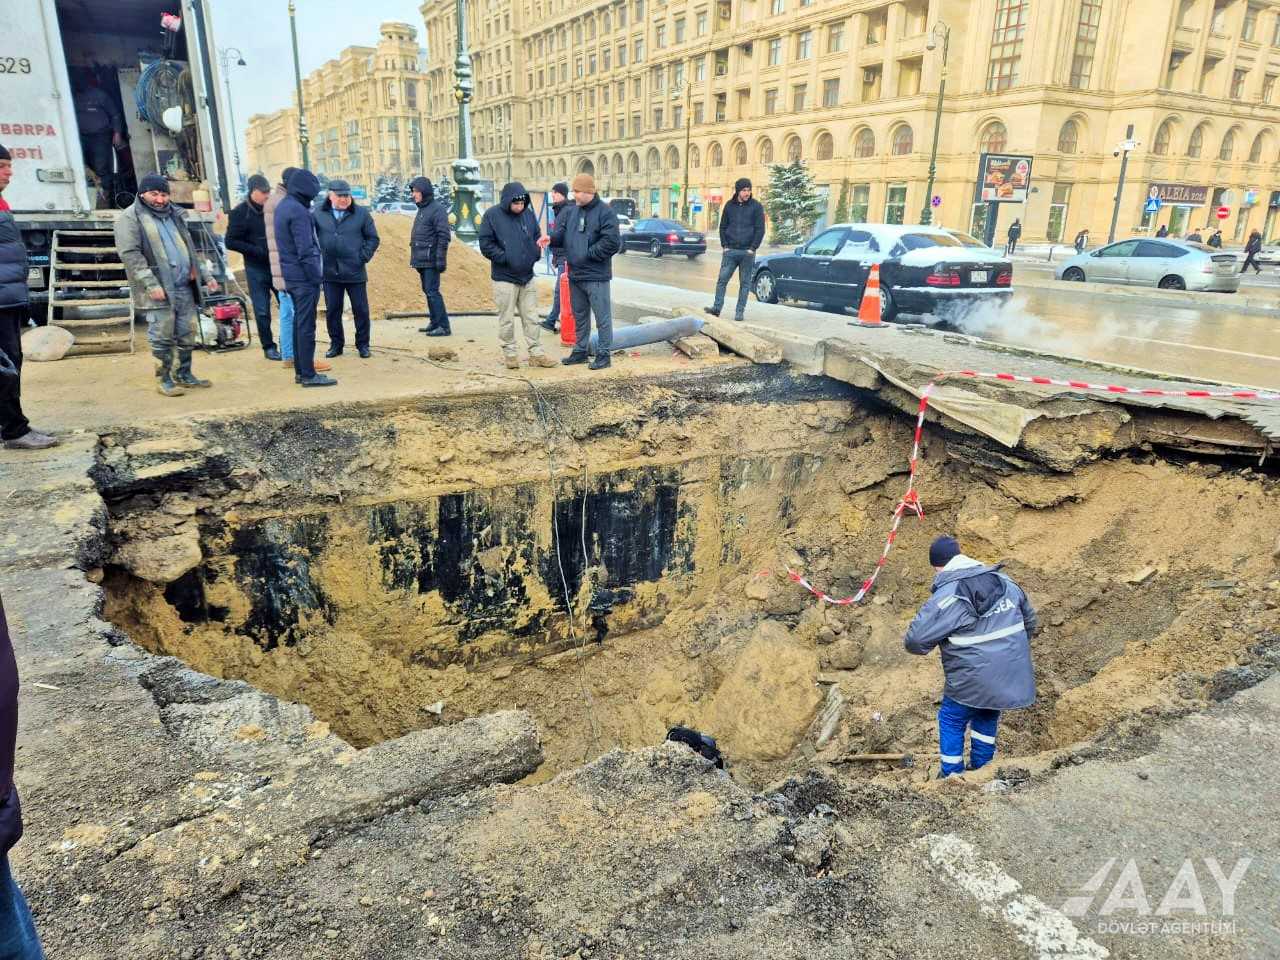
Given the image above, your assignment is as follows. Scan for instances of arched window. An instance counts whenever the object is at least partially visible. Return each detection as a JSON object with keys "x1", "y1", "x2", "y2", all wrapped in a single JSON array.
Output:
[
  {"x1": 759, "y1": 139, "x2": 774, "y2": 163},
  {"x1": 1219, "y1": 129, "x2": 1235, "y2": 161},
  {"x1": 710, "y1": 142, "x2": 724, "y2": 167},
  {"x1": 815, "y1": 132, "x2": 833, "y2": 160},
  {"x1": 1249, "y1": 131, "x2": 1266, "y2": 163},
  {"x1": 689, "y1": 144, "x2": 701, "y2": 168},
  {"x1": 853, "y1": 127, "x2": 875, "y2": 158},
  {"x1": 785, "y1": 136, "x2": 802, "y2": 162},
  {"x1": 665, "y1": 145, "x2": 680, "y2": 169},
  {"x1": 1152, "y1": 120, "x2": 1172, "y2": 156},
  {"x1": 891, "y1": 124, "x2": 914, "y2": 155},
  {"x1": 646, "y1": 147, "x2": 661, "y2": 170},
  {"x1": 1057, "y1": 120, "x2": 1079, "y2": 154},
  {"x1": 733, "y1": 140, "x2": 747, "y2": 165},
  {"x1": 1188, "y1": 124, "x2": 1205, "y2": 158},
  {"x1": 979, "y1": 121, "x2": 1008, "y2": 153}
]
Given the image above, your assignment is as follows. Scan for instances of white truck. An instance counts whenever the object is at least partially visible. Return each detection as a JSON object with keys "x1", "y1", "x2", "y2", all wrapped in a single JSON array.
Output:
[{"x1": 5, "y1": 0, "x2": 236, "y2": 351}]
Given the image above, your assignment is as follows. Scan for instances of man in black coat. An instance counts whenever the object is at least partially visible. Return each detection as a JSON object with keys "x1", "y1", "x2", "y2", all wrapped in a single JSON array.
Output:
[
  {"x1": 478, "y1": 182, "x2": 556, "y2": 370},
  {"x1": 409, "y1": 176, "x2": 451, "y2": 336},
  {"x1": 313, "y1": 179, "x2": 380, "y2": 359},
  {"x1": 225, "y1": 174, "x2": 282, "y2": 360},
  {"x1": 544, "y1": 173, "x2": 621, "y2": 370},
  {"x1": 706, "y1": 178, "x2": 765, "y2": 323}
]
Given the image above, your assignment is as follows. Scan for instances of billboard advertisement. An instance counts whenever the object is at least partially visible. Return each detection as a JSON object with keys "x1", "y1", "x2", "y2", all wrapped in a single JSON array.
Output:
[{"x1": 976, "y1": 153, "x2": 1034, "y2": 203}]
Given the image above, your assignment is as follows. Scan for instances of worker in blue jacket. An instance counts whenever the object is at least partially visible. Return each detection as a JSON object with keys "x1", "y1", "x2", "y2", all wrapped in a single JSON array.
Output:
[{"x1": 904, "y1": 536, "x2": 1037, "y2": 777}]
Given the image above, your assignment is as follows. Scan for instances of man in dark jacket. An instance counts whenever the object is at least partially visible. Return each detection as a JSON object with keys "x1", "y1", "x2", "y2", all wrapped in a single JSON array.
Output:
[
  {"x1": 479, "y1": 182, "x2": 556, "y2": 370},
  {"x1": 707, "y1": 178, "x2": 765, "y2": 322},
  {"x1": 274, "y1": 169, "x2": 336, "y2": 387},
  {"x1": 1209, "y1": 229, "x2": 1225, "y2": 250},
  {"x1": 0, "y1": 145, "x2": 58, "y2": 450},
  {"x1": 1005, "y1": 218, "x2": 1022, "y2": 255},
  {"x1": 225, "y1": 173, "x2": 282, "y2": 360},
  {"x1": 409, "y1": 176, "x2": 451, "y2": 336},
  {"x1": 313, "y1": 179, "x2": 380, "y2": 359},
  {"x1": 0, "y1": 594, "x2": 45, "y2": 958},
  {"x1": 545, "y1": 173, "x2": 620, "y2": 370},
  {"x1": 539, "y1": 181, "x2": 571, "y2": 333},
  {"x1": 73, "y1": 75, "x2": 124, "y2": 206},
  {"x1": 1241, "y1": 229, "x2": 1263, "y2": 272},
  {"x1": 904, "y1": 536, "x2": 1037, "y2": 778}
]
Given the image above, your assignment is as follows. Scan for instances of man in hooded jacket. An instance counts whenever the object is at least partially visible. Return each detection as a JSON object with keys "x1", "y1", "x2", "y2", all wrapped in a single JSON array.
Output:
[
  {"x1": 478, "y1": 182, "x2": 557, "y2": 370},
  {"x1": 274, "y1": 169, "x2": 336, "y2": 387},
  {"x1": 409, "y1": 176, "x2": 451, "y2": 336},
  {"x1": 707, "y1": 178, "x2": 766, "y2": 322},
  {"x1": 539, "y1": 181, "x2": 571, "y2": 333}
]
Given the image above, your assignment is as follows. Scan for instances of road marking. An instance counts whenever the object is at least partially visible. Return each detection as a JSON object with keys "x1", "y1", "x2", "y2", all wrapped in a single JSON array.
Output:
[
  {"x1": 919, "y1": 833, "x2": 1110, "y2": 959},
  {"x1": 1107, "y1": 333, "x2": 1280, "y2": 363}
]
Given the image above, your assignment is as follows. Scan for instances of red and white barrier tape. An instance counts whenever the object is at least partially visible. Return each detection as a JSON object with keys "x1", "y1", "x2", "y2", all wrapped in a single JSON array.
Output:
[{"x1": 788, "y1": 368, "x2": 1279, "y2": 606}]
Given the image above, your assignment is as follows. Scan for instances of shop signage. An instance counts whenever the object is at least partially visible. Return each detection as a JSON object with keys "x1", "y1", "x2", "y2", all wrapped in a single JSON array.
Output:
[
  {"x1": 976, "y1": 153, "x2": 1034, "y2": 203},
  {"x1": 1147, "y1": 182, "x2": 1208, "y2": 205}
]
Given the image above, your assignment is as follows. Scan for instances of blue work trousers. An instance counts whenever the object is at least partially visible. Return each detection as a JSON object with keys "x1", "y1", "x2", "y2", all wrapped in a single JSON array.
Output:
[{"x1": 938, "y1": 695, "x2": 1000, "y2": 777}]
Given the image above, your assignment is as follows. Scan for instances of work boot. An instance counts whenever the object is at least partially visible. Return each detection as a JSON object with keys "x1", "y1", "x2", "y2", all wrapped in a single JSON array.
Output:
[
  {"x1": 529, "y1": 354, "x2": 556, "y2": 368},
  {"x1": 561, "y1": 351, "x2": 590, "y2": 365},
  {"x1": 426, "y1": 327, "x2": 452, "y2": 337},
  {"x1": 263, "y1": 346, "x2": 282, "y2": 361},
  {"x1": 503, "y1": 356, "x2": 520, "y2": 370},
  {"x1": 704, "y1": 306, "x2": 720, "y2": 318},
  {"x1": 3, "y1": 430, "x2": 59, "y2": 450},
  {"x1": 154, "y1": 348, "x2": 186, "y2": 397},
  {"x1": 588, "y1": 354, "x2": 612, "y2": 371},
  {"x1": 175, "y1": 350, "x2": 212, "y2": 388}
]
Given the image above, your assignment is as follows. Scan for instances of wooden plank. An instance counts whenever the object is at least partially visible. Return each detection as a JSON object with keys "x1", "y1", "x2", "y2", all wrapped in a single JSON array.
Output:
[
  {"x1": 671, "y1": 333, "x2": 719, "y2": 359},
  {"x1": 697, "y1": 317, "x2": 783, "y2": 364}
]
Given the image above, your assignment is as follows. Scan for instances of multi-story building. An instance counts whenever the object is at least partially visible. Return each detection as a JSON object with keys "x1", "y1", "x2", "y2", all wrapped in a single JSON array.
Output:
[
  {"x1": 421, "y1": 0, "x2": 1280, "y2": 242},
  {"x1": 245, "y1": 22, "x2": 432, "y2": 197}
]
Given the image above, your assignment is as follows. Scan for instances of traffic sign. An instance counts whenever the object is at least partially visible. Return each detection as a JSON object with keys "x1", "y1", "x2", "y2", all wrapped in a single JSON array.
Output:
[
  {"x1": 931, "y1": 195, "x2": 942, "y2": 208},
  {"x1": 691, "y1": 202, "x2": 704, "y2": 214},
  {"x1": 1144, "y1": 196, "x2": 1161, "y2": 214},
  {"x1": 1216, "y1": 205, "x2": 1231, "y2": 220}
]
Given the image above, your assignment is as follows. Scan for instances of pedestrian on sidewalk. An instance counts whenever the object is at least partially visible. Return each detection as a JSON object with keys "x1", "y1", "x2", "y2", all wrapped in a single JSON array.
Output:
[
  {"x1": 409, "y1": 176, "x2": 451, "y2": 337},
  {"x1": 1073, "y1": 228, "x2": 1089, "y2": 253},
  {"x1": 904, "y1": 536, "x2": 1038, "y2": 778},
  {"x1": 0, "y1": 145, "x2": 57, "y2": 451},
  {"x1": 539, "y1": 181, "x2": 570, "y2": 333},
  {"x1": 313, "y1": 179, "x2": 380, "y2": 360},
  {"x1": 1241, "y1": 230, "x2": 1263, "y2": 274},
  {"x1": 1155, "y1": 224, "x2": 1169, "y2": 238},
  {"x1": 274, "y1": 169, "x2": 336, "y2": 387},
  {"x1": 225, "y1": 173, "x2": 282, "y2": 360},
  {"x1": 479, "y1": 182, "x2": 557, "y2": 371},
  {"x1": 706, "y1": 178, "x2": 765, "y2": 323},
  {"x1": 1208, "y1": 229, "x2": 1223, "y2": 249},
  {"x1": 544, "y1": 173, "x2": 620, "y2": 370},
  {"x1": 1185, "y1": 227, "x2": 1204, "y2": 243},
  {"x1": 1005, "y1": 218, "x2": 1022, "y2": 256},
  {"x1": 114, "y1": 173, "x2": 219, "y2": 397},
  {"x1": 0, "y1": 593, "x2": 47, "y2": 959}
]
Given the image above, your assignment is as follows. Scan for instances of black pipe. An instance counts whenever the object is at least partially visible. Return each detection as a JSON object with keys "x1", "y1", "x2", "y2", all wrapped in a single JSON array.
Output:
[{"x1": 187, "y1": 0, "x2": 230, "y2": 211}]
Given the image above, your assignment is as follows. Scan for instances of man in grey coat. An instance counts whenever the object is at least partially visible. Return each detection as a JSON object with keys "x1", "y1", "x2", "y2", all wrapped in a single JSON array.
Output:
[
  {"x1": 904, "y1": 536, "x2": 1037, "y2": 777},
  {"x1": 114, "y1": 173, "x2": 219, "y2": 396}
]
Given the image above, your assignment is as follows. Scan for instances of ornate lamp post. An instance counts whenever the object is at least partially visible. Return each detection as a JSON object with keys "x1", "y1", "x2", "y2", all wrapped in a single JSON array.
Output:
[
  {"x1": 450, "y1": 0, "x2": 482, "y2": 242},
  {"x1": 919, "y1": 20, "x2": 950, "y2": 226},
  {"x1": 288, "y1": 1, "x2": 310, "y2": 168},
  {"x1": 218, "y1": 47, "x2": 248, "y2": 195}
]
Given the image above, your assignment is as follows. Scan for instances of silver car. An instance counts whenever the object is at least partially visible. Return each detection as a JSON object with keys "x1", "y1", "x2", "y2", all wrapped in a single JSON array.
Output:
[{"x1": 1055, "y1": 238, "x2": 1239, "y2": 292}]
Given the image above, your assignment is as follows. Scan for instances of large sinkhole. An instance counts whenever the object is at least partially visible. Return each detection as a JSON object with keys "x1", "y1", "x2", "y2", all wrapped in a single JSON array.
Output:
[{"x1": 95, "y1": 371, "x2": 1280, "y2": 783}]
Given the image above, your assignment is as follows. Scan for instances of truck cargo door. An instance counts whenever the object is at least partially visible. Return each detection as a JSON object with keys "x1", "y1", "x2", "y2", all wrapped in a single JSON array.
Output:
[{"x1": 2, "y1": 0, "x2": 91, "y2": 213}]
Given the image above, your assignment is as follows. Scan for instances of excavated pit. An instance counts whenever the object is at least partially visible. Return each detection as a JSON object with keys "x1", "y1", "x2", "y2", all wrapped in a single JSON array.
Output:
[{"x1": 96, "y1": 367, "x2": 1280, "y2": 785}]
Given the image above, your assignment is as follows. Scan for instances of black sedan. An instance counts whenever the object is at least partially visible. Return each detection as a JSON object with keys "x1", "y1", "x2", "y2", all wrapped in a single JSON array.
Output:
[
  {"x1": 619, "y1": 218, "x2": 707, "y2": 259},
  {"x1": 751, "y1": 223, "x2": 1012, "y2": 321}
]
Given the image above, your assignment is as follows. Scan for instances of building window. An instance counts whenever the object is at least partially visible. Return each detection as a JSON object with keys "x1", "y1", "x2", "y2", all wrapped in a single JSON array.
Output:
[
  {"x1": 1274, "y1": 15, "x2": 1280, "y2": 46},
  {"x1": 760, "y1": 139, "x2": 774, "y2": 163},
  {"x1": 618, "y1": 44, "x2": 627, "y2": 66},
  {"x1": 897, "y1": 57, "x2": 922, "y2": 96},
  {"x1": 816, "y1": 131, "x2": 834, "y2": 159},
  {"x1": 827, "y1": 22, "x2": 845, "y2": 53},
  {"x1": 866, "y1": 10, "x2": 886, "y2": 44},
  {"x1": 1188, "y1": 124, "x2": 1205, "y2": 157},
  {"x1": 1249, "y1": 132, "x2": 1265, "y2": 162},
  {"x1": 792, "y1": 84, "x2": 807, "y2": 111},
  {"x1": 786, "y1": 136, "x2": 801, "y2": 162},
  {"x1": 694, "y1": 101, "x2": 704, "y2": 123},
  {"x1": 673, "y1": 105, "x2": 683, "y2": 128},
  {"x1": 1057, "y1": 119, "x2": 1079, "y2": 153},
  {"x1": 674, "y1": 61, "x2": 685, "y2": 86},
  {"x1": 1264, "y1": 74, "x2": 1279, "y2": 102},
  {"x1": 1047, "y1": 183, "x2": 1071, "y2": 242},
  {"x1": 676, "y1": 18, "x2": 686, "y2": 42},
  {"x1": 1211, "y1": 0, "x2": 1228, "y2": 34},
  {"x1": 891, "y1": 124, "x2": 914, "y2": 155},
  {"x1": 589, "y1": 53, "x2": 597, "y2": 73},
  {"x1": 822, "y1": 77, "x2": 840, "y2": 106},
  {"x1": 987, "y1": 0, "x2": 1028, "y2": 92},
  {"x1": 768, "y1": 37, "x2": 782, "y2": 65},
  {"x1": 715, "y1": 49, "x2": 729, "y2": 75},
  {"x1": 654, "y1": 108, "x2": 664, "y2": 129},
  {"x1": 850, "y1": 184, "x2": 870, "y2": 221},
  {"x1": 696, "y1": 12, "x2": 708, "y2": 35},
  {"x1": 1231, "y1": 68, "x2": 1248, "y2": 99},
  {"x1": 1165, "y1": 51, "x2": 1186, "y2": 88},
  {"x1": 770, "y1": 0, "x2": 784, "y2": 14},
  {"x1": 1219, "y1": 128, "x2": 1235, "y2": 160},
  {"x1": 634, "y1": 78, "x2": 642, "y2": 98},
  {"x1": 1070, "y1": 0, "x2": 1102, "y2": 89},
  {"x1": 861, "y1": 65, "x2": 882, "y2": 101},
  {"x1": 1243, "y1": 4, "x2": 1259, "y2": 41},
  {"x1": 635, "y1": 38, "x2": 644, "y2": 61},
  {"x1": 733, "y1": 140, "x2": 747, "y2": 165},
  {"x1": 796, "y1": 30, "x2": 813, "y2": 59},
  {"x1": 764, "y1": 88, "x2": 779, "y2": 114},
  {"x1": 656, "y1": 24, "x2": 666, "y2": 47},
  {"x1": 853, "y1": 127, "x2": 875, "y2": 157},
  {"x1": 1152, "y1": 120, "x2": 1172, "y2": 155},
  {"x1": 710, "y1": 142, "x2": 723, "y2": 166},
  {"x1": 695, "y1": 57, "x2": 707, "y2": 81},
  {"x1": 715, "y1": 93, "x2": 727, "y2": 121},
  {"x1": 979, "y1": 121, "x2": 1008, "y2": 153},
  {"x1": 604, "y1": 47, "x2": 611, "y2": 69},
  {"x1": 884, "y1": 184, "x2": 907, "y2": 224}
]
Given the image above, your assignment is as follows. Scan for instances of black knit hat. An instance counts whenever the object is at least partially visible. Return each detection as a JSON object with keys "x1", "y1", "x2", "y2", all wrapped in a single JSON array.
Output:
[
  {"x1": 929, "y1": 536, "x2": 961, "y2": 568},
  {"x1": 246, "y1": 173, "x2": 271, "y2": 194},
  {"x1": 551, "y1": 181, "x2": 570, "y2": 198},
  {"x1": 138, "y1": 173, "x2": 169, "y2": 194},
  {"x1": 0, "y1": 144, "x2": 10, "y2": 162}
]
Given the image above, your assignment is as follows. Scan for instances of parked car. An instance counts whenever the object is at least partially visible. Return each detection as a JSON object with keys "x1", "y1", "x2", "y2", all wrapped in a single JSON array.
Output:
[
  {"x1": 1252, "y1": 239, "x2": 1280, "y2": 266},
  {"x1": 379, "y1": 201, "x2": 419, "y2": 217},
  {"x1": 619, "y1": 218, "x2": 706, "y2": 258},
  {"x1": 617, "y1": 214, "x2": 635, "y2": 234},
  {"x1": 750, "y1": 223, "x2": 1013, "y2": 321},
  {"x1": 1054, "y1": 238, "x2": 1239, "y2": 292}
]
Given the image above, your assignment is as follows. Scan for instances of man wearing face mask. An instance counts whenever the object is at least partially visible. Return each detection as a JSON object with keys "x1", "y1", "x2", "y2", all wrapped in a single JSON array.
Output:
[{"x1": 114, "y1": 173, "x2": 219, "y2": 397}]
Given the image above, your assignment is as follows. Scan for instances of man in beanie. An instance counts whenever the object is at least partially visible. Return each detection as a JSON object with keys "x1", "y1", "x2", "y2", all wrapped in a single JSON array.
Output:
[
  {"x1": 706, "y1": 178, "x2": 765, "y2": 322},
  {"x1": 478, "y1": 182, "x2": 557, "y2": 370},
  {"x1": 225, "y1": 173, "x2": 282, "y2": 360},
  {"x1": 114, "y1": 173, "x2": 219, "y2": 396},
  {"x1": 904, "y1": 535, "x2": 1037, "y2": 778},
  {"x1": 409, "y1": 176, "x2": 451, "y2": 336},
  {"x1": 539, "y1": 181, "x2": 571, "y2": 333},
  {"x1": 274, "y1": 169, "x2": 336, "y2": 387},
  {"x1": 0, "y1": 145, "x2": 58, "y2": 449},
  {"x1": 543, "y1": 172, "x2": 620, "y2": 370}
]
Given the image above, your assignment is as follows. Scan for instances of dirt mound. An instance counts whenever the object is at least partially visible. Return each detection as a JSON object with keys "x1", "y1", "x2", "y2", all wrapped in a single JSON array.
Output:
[{"x1": 367, "y1": 213, "x2": 496, "y2": 316}]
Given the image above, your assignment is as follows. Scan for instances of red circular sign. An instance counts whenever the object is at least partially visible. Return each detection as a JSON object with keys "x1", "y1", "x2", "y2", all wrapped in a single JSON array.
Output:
[{"x1": 1216, "y1": 205, "x2": 1231, "y2": 220}]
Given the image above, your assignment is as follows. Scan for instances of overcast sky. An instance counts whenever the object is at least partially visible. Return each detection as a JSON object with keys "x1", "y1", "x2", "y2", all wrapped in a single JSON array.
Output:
[{"x1": 211, "y1": 0, "x2": 425, "y2": 164}]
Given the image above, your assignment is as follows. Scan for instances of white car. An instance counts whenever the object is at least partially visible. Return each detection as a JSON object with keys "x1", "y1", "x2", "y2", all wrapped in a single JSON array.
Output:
[{"x1": 617, "y1": 214, "x2": 634, "y2": 234}]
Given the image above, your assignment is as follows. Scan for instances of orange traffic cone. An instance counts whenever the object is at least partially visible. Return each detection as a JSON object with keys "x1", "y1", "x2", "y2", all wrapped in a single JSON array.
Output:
[
  {"x1": 856, "y1": 263, "x2": 885, "y2": 327},
  {"x1": 559, "y1": 265, "x2": 576, "y2": 346}
]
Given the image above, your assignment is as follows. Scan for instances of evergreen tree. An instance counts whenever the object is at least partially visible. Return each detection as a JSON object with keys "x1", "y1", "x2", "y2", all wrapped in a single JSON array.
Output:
[
  {"x1": 765, "y1": 161, "x2": 823, "y2": 245},
  {"x1": 435, "y1": 176, "x2": 454, "y2": 213},
  {"x1": 833, "y1": 179, "x2": 851, "y2": 224},
  {"x1": 374, "y1": 174, "x2": 407, "y2": 204}
]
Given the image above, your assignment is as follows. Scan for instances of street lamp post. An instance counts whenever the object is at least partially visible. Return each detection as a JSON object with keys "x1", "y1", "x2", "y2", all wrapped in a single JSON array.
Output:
[
  {"x1": 450, "y1": 0, "x2": 482, "y2": 242},
  {"x1": 1108, "y1": 123, "x2": 1138, "y2": 244},
  {"x1": 218, "y1": 47, "x2": 247, "y2": 195},
  {"x1": 287, "y1": 1, "x2": 309, "y2": 168},
  {"x1": 920, "y1": 21, "x2": 950, "y2": 226},
  {"x1": 680, "y1": 81, "x2": 692, "y2": 223}
]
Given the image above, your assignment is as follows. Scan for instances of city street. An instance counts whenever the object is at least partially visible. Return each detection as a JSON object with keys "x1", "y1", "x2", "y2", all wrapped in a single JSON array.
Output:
[{"x1": 612, "y1": 244, "x2": 1280, "y2": 389}]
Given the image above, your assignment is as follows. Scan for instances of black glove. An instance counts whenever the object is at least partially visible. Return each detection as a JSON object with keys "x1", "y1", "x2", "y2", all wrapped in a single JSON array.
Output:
[{"x1": 0, "y1": 348, "x2": 16, "y2": 381}]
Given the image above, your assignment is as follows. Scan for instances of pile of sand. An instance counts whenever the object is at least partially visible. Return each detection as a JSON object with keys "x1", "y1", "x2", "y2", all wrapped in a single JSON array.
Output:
[{"x1": 367, "y1": 213, "x2": 496, "y2": 316}]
